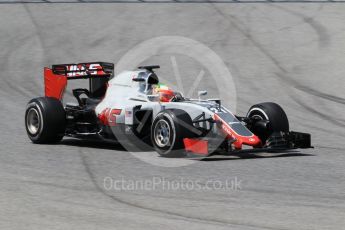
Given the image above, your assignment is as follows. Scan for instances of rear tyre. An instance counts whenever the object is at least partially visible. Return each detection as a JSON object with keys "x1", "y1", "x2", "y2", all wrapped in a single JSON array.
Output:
[
  {"x1": 247, "y1": 102, "x2": 289, "y2": 143},
  {"x1": 151, "y1": 109, "x2": 194, "y2": 158},
  {"x1": 25, "y1": 97, "x2": 66, "y2": 144}
]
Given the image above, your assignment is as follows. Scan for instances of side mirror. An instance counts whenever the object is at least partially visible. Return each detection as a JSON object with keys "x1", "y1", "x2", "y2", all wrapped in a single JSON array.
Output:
[{"x1": 198, "y1": 90, "x2": 207, "y2": 100}]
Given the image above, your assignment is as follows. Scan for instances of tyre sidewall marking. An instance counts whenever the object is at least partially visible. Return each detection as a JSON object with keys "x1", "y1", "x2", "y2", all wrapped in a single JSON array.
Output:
[{"x1": 247, "y1": 108, "x2": 269, "y2": 120}]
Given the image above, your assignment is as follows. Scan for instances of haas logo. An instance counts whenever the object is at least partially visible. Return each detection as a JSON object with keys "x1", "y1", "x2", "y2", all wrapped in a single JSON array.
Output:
[
  {"x1": 67, "y1": 63, "x2": 102, "y2": 77},
  {"x1": 98, "y1": 108, "x2": 122, "y2": 126}
]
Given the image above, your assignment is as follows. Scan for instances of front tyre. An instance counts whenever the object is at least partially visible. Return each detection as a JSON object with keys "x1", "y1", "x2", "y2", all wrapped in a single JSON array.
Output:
[
  {"x1": 247, "y1": 102, "x2": 289, "y2": 143},
  {"x1": 151, "y1": 109, "x2": 194, "y2": 158},
  {"x1": 25, "y1": 97, "x2": 66, "y2": 144}
]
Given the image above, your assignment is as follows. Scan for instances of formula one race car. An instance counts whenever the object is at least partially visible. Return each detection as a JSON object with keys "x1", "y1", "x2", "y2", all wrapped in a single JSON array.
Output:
[{"x1": 25, "y1": 62, "x2": 312, "y2": 157}]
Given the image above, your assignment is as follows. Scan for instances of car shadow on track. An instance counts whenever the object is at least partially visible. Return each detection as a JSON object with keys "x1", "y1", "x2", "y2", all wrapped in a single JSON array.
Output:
[
  {"x1": 197, "y1": 151, "x2": 314, "y2": 161},
  {"x1": 198, "y1": 153, "x2": 314, "y2": 161},
  {"x1": 60, "y1": 138, "x2": 313, "y2": 161},
  {"x1": 60, "y1": 138, "x2": 126, "y2": 151}
]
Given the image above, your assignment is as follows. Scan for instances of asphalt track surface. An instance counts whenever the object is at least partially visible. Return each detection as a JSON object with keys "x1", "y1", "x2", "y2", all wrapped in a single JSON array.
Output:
[{"x1": 1, "y1": 2, "x2": 345, "y2": 230}]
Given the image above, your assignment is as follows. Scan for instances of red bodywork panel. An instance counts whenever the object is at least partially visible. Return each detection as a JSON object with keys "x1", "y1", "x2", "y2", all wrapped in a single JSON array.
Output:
[
  {"x1": 214, "y1": 114, "x2": 261, "y2": 150},
  {"x1": 44, "y1": 67, "x2": 67, "y2": 100},
  {"x1": 98, "y1": 108, "x2": 122, "y2": 126},
  {"x1": 183, "y1": 138, "x2": 209, "y2": 155}
]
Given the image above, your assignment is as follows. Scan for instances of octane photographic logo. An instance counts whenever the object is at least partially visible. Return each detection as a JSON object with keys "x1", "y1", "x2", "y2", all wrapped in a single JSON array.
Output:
[
  {"x1": 113, "y1": 36, "x2": 237, "y2": 167},
  {"x1": 103, "y1": 176, "x2": 242, "y2": 192}
]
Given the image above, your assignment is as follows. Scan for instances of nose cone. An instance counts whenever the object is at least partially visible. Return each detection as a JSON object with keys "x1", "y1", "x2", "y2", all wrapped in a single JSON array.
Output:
[
  {"x1": 242, "y1": 135, "x2": 261, "y2": 147},
  {"x1": 233, "y1": 135, "x2": 262, "y2": 150}
]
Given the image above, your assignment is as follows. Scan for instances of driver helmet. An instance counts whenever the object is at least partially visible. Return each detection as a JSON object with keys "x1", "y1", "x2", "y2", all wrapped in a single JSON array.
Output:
[{"x1": 155, "y1": 83, "x2": 175, "y2": 102}]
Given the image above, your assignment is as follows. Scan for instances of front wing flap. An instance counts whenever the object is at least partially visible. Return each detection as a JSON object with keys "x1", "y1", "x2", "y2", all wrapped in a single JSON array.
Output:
[{"x1": 265, "y1": 131, "x2": 312, "y2": 149}]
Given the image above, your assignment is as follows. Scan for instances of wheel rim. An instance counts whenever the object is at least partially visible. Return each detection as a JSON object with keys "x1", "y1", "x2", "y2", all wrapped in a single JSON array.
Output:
[
  {"x1": 154, "y1": 120, "x2": 171, "y2": 148},
  {"x1": 26, "y1": 108, "x2": 40, "y2": 135}
]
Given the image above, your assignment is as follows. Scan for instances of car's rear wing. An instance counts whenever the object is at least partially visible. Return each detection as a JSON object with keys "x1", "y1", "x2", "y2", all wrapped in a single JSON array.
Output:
[
  {"x1": 44, "y1": 62, "x2": 114, "y2": 100},
  {"x1": 51, "y1": 62, "x2": 114, "y2": 79}
]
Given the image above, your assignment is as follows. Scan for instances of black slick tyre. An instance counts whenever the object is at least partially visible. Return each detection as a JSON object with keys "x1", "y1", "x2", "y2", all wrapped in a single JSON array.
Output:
[
  {"x1": 25, "y1": 97, "x2": 66, "y2": 144},
  {"x1": 247, "y1": 102, "x2": 289, "y2": 143}
]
